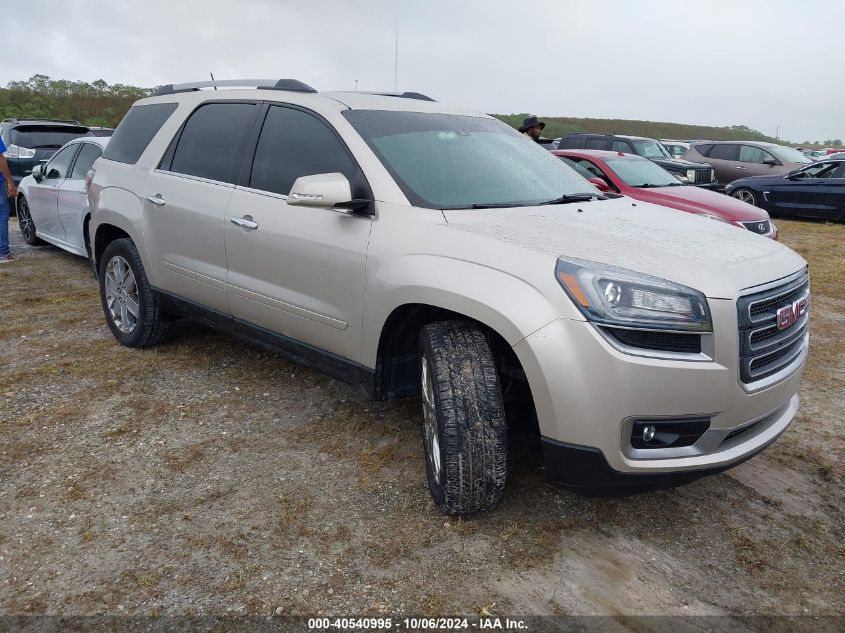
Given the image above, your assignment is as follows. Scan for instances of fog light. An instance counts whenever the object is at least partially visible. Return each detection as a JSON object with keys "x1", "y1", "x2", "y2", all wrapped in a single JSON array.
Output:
[{"x1": 642, "y1": 425, "x2": 656, "y2": 442}]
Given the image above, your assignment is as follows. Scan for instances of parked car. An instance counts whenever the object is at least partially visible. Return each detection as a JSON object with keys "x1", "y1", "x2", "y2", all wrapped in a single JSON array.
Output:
[
  {"x1": 802, "y1": 149, "x2": 826, "y2": 161},
  {"x1": 0, "y1": 118, "x2": 93, "y2": 187},
  {"x1": 827, "y1": 152, "x2": 845, "y2": 159},
  {"x1": 16, "y1": 137, "x2": 109, "y2": 259},
  {"x1": 88, "y1": 127, "x2": 115, "y2": 137},
  {"x1": 825, "y1": 148, "x2": 845, "y2": 155},
  {"x1": 683, "y1": 141, "x2": 812, "y2": 186},
  {"x1": 89, "y1": 78, "x2": 808, "y2": 515},
  {"x1": 554, "y1": 149, "x2": 777, "y2": 238},
  {"x1": 660, "y1": 140, "x2": 691, "y2": 158},
  {"x1": 725, "y1": 159, "x2": 844, "y2": 221},
  {"x1": 557, "y1": 134, "x2": 717, "y2": 187}
]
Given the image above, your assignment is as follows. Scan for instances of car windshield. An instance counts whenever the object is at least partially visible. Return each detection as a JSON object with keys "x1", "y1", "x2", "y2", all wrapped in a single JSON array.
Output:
[
  {"x1": 343, "y1": 110, "x2": 597, "y2": 209},
  {"x1": 771, "y1": 146, "x2": 812, "y2": 164},
  {"x1": 9, "y1": 126, "x2": 92, "y2": 149},
  {"x1": 603, "y1": 157, "x2": 680, "y2": 187},
  {"x1": 631, "y1": 140, "x2": 672, "y2": 159}
]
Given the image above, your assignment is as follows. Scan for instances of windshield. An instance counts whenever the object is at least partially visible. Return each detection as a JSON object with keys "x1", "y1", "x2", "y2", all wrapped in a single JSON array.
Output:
[
  {"x1": 770, "y1": 146, "x2": 812, "y2": 164},
  {"x1": 631, "y1": 140, "x2": 671, "y2": 159},
  {"x1": 10, "y1": 126, "x2": 92, "y2": 149},
  {"x1": 343, "y1": 110, "x2": 596, "y2": 209},
  {"x1": 604, "y1": 157, "x2": 680, "y2": 187}
]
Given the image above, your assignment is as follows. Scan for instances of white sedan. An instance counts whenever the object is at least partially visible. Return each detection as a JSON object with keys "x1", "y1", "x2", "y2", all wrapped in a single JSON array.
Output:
[{"x1": 16, "y1": 136, "x2": 108, "y2": 260}]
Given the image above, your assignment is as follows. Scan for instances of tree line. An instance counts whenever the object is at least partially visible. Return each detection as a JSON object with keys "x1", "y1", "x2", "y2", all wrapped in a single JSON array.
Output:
[
  {"x1": 0, "y1": 75, "x2": 151, "y2": 127},
  {"x1": 1, "y1": 76, "x2": 840, "y2": 147}
]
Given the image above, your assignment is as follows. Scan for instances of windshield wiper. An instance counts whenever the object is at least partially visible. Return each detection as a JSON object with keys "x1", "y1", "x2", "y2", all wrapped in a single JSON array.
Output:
[
  {"x1": 470, "y1": 202, "x2": 526, "y2": 209},
  {"x1": 536, "y1": 193, "x2": 605, "y2": 205}
]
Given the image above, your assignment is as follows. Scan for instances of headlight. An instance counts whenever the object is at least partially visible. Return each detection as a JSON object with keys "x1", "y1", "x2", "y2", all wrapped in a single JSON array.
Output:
[
  {"x1": 3, "y1": 144, "x2": 36, "y2": 159},
  {"x1": 686, "y1": 169, "x2": 697, "y2": 182},
  {"x1": 556, "y1": 258, "x2": 712, "y2": 332}
]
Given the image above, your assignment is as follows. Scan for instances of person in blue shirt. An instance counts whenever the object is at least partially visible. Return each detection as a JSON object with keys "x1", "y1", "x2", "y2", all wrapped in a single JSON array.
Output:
[{"x1": 0, "y1": 135, "x2": 18, "y2": 262}]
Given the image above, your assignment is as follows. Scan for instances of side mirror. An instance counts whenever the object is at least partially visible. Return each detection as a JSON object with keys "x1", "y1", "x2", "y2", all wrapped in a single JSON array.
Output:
[
  {"x1": 588, "y1": 177, "x2": 610, "y2": 193},
  {"x1": 31, "y1": 165, "x2": 43, "y2": 182},
  {"x1": 287, "y1": 173, "x2": 371, "y2": 214},
  {"x1": 763, "y1": 158, "x2": 779, "y2": 166}
]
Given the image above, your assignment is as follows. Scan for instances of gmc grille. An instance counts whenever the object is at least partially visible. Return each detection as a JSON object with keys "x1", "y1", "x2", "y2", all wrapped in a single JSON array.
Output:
[{"x1": 736, "y1": 271, "x2": 809, "y2": 384}]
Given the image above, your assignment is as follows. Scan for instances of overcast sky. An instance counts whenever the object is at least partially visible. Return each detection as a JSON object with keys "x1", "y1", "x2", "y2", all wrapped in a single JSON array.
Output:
[{"x1": 3, "y1": 0, "x2": 842, "y2": 143}]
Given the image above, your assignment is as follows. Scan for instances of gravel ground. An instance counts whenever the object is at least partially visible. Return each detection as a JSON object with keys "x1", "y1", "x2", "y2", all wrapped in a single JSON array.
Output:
[{"x1": 0, "y1": 220, "x2": 842, "y2": 621}]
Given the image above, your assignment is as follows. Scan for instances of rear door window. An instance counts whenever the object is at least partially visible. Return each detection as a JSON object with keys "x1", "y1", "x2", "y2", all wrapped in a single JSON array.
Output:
[
  {"x1": 249, "y1": 105, "x2": 358, "y2": 196},
  {"x1": 586, "y1": 138, "x2": 607, "y2": 150},
  {"x1": 610, "y1": 140, "x2": 629, "y2": 153},
  {"x1": 559, "y1": 136, "x2": 584, "y2": 149},
  {"x1": 708, "y1": 144, "x2": 739, "y2": 161},
  {"x1": 44, "y1": 144, "x2": 79, "y2": 179},
  {"x1": 102, "y1": 102, "x2": 178, "y2": 165},
  {"x1": 70, "y1": 143, "x2": 103, "y2": 179},
  {"x1": 169, "y1": 102, "x2": 257, "y2": 184},
  {"x1": 693, "y1": 144, "x2": 713, "y2": 157}
]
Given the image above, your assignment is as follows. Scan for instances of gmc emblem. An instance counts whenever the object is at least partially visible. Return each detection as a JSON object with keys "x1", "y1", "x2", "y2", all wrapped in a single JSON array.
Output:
[{"x1": 776, "y1": 297, "x2": 808, "y2": 330}]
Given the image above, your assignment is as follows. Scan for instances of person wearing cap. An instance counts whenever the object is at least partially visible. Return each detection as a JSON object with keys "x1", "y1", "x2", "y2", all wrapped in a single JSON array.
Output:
[{"x1": 519, "y1": 115, "x2": 545, "y2": 142}]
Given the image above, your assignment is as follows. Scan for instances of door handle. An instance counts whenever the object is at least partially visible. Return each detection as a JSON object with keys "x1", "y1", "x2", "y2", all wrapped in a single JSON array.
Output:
[
  {"x1": 230, "y1": 216, "x2": 258, "y2": 230},
  {"x1": 736, "y1": 166, "x2": 747, "y2": 170},
  {"x1": 146, "y1": 195, "x2": 166, "y2": 207}
]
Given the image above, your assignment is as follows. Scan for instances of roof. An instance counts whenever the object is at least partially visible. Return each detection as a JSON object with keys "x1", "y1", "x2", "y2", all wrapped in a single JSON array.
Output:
[
  {"x1": 139, "y1": 79, "x2": 487, "y2": 118},
  {"x1": 553, "y1": 149, "x2": 645, "y2": 160},
  {"x1": 1, "y1": 118, "x2": 85, "y2": 128}
]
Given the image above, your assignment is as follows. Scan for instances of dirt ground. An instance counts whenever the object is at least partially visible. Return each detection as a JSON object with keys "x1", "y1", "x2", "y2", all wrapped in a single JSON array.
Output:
[{"x1": 0, "y1": 219, "x2": 842, "y2": 620}]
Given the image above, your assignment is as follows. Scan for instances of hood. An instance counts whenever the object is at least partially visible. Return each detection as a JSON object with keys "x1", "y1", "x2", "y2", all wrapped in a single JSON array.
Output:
[
  {"x1": 631, "y1": 185, "x2": 770, "y2": 222},
  {"x1": 651, "y1": 157, "x2": 709, "y2": 170},
  {"x1": 442, "y1": 197, "x2": 804, "y2": 299},
  {"x1": 727, "y1": 173, "x2": 790, "y2": 188}
]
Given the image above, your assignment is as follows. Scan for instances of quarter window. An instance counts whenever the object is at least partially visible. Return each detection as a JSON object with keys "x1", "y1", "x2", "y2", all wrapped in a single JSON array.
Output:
[
  {"x1": 44, "y1": 145, "x2": 78, "y2": 179},
  {"x1": 249, "y1": 106, "x2": 358, "y2": 196},
  {"x1": 169, "y1": 103, "x2": 257, "y2": 184},
  {"x1": 586, "y1": 138, "x2": 607, "y2": 150},
  {"x1": 70, "y1": 143, "x2": 103, "y2": 179},
  {"x1": 708, "y1": 144, "x2": 739, "y2": 161},
  {"x1": 102, "y1": 103, "x2": 178, "y2": 165}
]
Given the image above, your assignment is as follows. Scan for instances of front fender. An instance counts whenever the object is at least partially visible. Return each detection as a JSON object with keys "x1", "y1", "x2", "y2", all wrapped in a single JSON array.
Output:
[{"x1": 362, "y1": 254, "x2": 579, "y2": 368}]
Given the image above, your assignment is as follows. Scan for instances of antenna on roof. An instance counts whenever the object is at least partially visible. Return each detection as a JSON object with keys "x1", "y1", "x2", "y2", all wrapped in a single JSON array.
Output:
[{"x1": 210, "y1": 72, "x2": 217, "y2": 90}]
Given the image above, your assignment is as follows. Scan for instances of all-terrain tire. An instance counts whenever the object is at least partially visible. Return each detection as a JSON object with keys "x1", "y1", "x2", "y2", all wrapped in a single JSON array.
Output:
[
  {"x1": 418, "y1": 321, "x2": 507, "y2": 515},
  {"x1": 99, "y1": 238, "x2": 170, "y2": 348}
]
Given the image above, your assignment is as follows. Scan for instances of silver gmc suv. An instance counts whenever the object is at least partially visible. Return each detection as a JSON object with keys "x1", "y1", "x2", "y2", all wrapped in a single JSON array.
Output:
[{"x1": 88, "y1": 79, "x2": 810, "y2": 515}]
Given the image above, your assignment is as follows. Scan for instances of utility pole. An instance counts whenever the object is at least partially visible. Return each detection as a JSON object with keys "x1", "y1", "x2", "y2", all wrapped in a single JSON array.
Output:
[
  {"x1": 775, "y1": 125, "x2": 779, "y2": 140},
  {"x1": 355, "y1": 79, "x2": 359, "y2": 91},
  {"x1": 394, "y1": 14, "x2": 399, "y2": 92}
]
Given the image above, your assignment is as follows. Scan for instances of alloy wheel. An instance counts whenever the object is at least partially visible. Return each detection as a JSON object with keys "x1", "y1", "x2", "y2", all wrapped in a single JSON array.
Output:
[
  {"x1": 420, "y1": 354, "x2": 443, "y2": 485},
  {"x1": 17, "y1": 199, "x2": 35, "y2": 242},
  {"x1": 104, "y1": 255, "x2": 140, "y2": 334},
  {"x1": 732, "y1": 189, "x2": 756, "y2": 205}
]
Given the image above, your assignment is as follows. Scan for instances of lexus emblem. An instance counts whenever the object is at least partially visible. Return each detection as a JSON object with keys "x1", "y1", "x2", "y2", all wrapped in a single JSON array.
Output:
[
  {"x1": 758, "y1": 222, "x2": 767, "y2": 232},
  {"x1": 776, "y1": 297, "x2": 808, "y2": 330}
]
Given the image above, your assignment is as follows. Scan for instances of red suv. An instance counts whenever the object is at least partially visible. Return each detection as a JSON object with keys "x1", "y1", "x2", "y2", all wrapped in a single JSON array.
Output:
[{"x1": 554, "y1": 149, "x2": 777, "y2": 239}]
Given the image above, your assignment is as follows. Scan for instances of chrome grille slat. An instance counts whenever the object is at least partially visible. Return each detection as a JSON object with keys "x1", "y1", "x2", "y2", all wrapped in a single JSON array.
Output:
[{"x1": 737, "y1": 271, "x2": 810, "y2": 384}]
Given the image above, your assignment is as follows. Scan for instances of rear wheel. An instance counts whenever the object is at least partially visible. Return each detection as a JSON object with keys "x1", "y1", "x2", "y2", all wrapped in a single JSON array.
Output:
[
  {"x1": 418, "y1": 321, "x2": 507, "y2": 515},
  {"x1": 99, "y1": 238, "x2": 170, "y2": 348},
  {"x1": 16, "y1": 196, "x2": 44, "y2": 245},
  {"x1": 731, "y1": 188, "x2": 758, "y2": 206}
]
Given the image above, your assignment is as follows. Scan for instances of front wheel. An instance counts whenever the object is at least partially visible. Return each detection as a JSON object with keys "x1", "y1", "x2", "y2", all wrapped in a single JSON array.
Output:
[
  {"x1": 16, "y1": 196, "x2": 44, "y2": 245},
  {"x1": 731, "y1": 188, "x2": 758, "y2": 206},
  {"x1": 99, "y1": 238, "x2": 170, "y2": 348},
  {"x1": 418, "y1": 321, "x2": 507, "y2": 515}
]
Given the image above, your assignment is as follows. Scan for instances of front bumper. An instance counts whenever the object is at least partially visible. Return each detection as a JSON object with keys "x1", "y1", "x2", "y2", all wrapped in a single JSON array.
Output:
[{"x1": 513, "y1": 300, "x2": 805, "y2": 484}]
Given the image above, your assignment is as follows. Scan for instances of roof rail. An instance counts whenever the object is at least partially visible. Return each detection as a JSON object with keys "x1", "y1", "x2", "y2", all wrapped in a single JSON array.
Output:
[
  {"x1": 2, "y1": 117, "x2": 82, "y2": 125},
  {"x1": 152, "y1": 79, "x2": 317, "y2": 96},
  {"x1": 365, "y1": 91, "x2": 436, "y2": 102}
]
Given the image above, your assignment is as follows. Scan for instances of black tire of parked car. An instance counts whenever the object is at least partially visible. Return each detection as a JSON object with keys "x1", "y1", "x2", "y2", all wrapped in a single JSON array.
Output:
[
  {"x1": 418, "y1": 321, "x2": 508, "y2": 515},
  {"x1": 98, "y1": 238, "x2": 170, "y2": 348},
  {"x1": 16, "y1": 196, "x2": 45, "y2": 246},
  {"x1": 730, "y1": 188, "x2": 758, "y2": 207}
]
